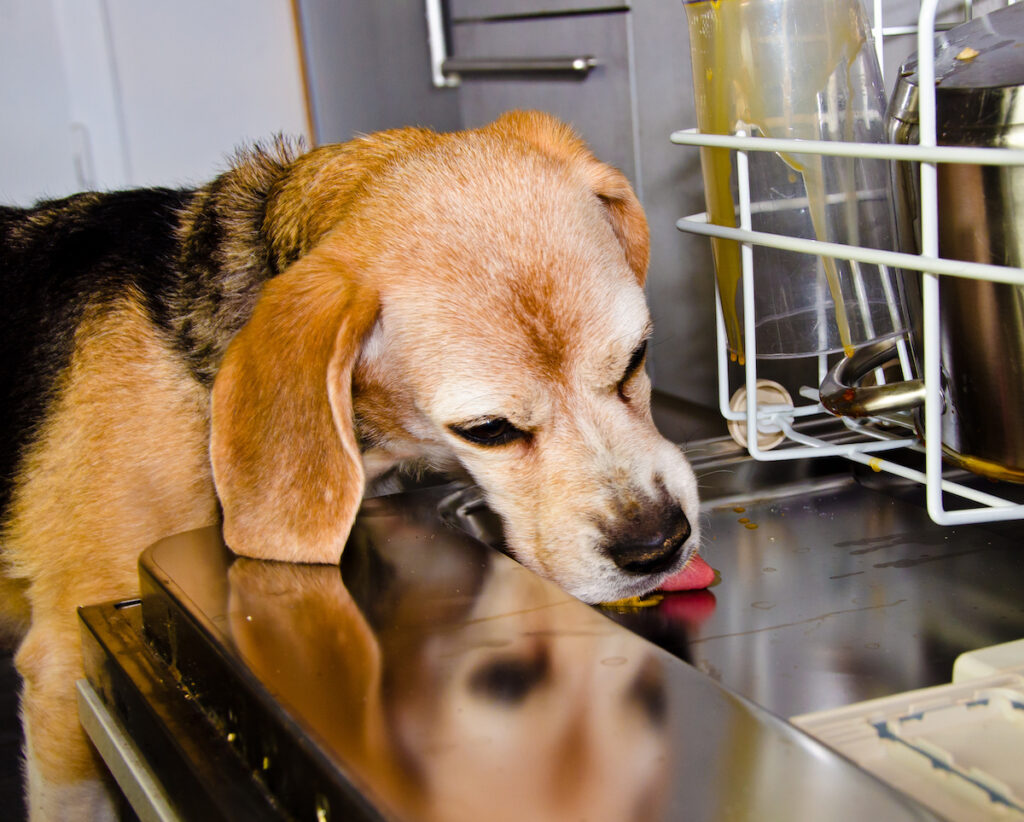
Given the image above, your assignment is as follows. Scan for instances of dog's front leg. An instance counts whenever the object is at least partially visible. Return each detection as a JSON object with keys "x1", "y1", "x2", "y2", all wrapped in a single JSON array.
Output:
[
  {"x1": 3, "y1": 301, "x2": 222, "y2": 819},
  {"x1": 16, "y1": 612, "x2": 120, "y2": 822}
]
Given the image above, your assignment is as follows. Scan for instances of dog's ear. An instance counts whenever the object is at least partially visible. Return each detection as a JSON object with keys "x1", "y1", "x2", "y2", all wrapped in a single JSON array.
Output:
[
  {"x1": 492, "y1": 110, "x2": 650, "y2": 285},
  {"x1": 210, "y1": 244, "x2": 378, "y2": 564}
]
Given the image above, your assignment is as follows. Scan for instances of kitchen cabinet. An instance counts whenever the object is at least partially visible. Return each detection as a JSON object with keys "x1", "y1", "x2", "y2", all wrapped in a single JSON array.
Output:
[{"x1": 0, "y1": 1, "x2": 81, "y2": 205}]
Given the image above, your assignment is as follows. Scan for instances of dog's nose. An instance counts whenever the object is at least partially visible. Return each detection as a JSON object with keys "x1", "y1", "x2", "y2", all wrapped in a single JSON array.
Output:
[{"x1": 606, "y1": 507, "x2": 691, "y2": 575}]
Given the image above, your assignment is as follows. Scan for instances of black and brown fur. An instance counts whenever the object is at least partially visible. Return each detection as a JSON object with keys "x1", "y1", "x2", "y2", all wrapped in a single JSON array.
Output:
[
  {"x1": 0, "y1": 146, "x2": 296, "y2": 815},
  {"x1": 0, "y1": 112, "x2": 701, "y2": 818}
]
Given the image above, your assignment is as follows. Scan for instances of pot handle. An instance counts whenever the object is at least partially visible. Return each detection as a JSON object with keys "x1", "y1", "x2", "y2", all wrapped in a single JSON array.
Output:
[{"x1": 819, "y1": 339, "x2": 926, "y2": 418}]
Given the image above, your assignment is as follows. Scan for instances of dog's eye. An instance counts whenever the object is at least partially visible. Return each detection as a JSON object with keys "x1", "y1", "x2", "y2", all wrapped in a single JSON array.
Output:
[
  {"x1": 630, "y1": 660, "x2": 667, "y2": 724},
  {"x1": 618, "y1": 338, "x2": 648, "y2": 399},
  {"x1": 467, "y1": 653, "x2": 549, "y2": 705},
  {"x1": 449, "y1": 418, "x2": 527, "y2": 447}
]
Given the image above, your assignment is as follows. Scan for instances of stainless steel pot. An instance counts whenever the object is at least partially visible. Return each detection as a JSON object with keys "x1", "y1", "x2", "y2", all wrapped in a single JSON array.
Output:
[{"x1": 820, "y1": 3, "x2": 1024, "y2": 483}]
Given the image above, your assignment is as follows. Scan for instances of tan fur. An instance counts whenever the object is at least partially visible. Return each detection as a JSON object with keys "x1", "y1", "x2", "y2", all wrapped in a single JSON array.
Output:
[
  {"x1": 211, "y1": 245, "x2": 379, "y2": 562},
  {"x1": 6, "y1": 300, "x2": 216, "y2": 813},
  {"x1": 7, "y1": 112, "x2": 700, "y2": 818}
]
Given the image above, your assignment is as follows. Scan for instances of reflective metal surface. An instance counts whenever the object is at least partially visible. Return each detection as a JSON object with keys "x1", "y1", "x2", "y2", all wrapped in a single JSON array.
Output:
[
  {"x1": 661, "y1": 468, "x2": 1024, "y2": 718},
  {"x1": 136, "y1": 483, "x2": 939, "y2": 822},
  {"x1": 80, "y1": 601, "x2": 284, "y2": 821},
  {"x1": 819, "y1": 338, "x2": 925, "y2": 418},
  {"x1": 448, "y1": 444, "x2": 1024, "y2": 719}
]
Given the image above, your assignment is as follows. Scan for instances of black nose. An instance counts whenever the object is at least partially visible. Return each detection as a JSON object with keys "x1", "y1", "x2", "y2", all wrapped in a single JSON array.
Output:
[{"x1": 606, "y1": 507, "x2": 691, "y2": 575}]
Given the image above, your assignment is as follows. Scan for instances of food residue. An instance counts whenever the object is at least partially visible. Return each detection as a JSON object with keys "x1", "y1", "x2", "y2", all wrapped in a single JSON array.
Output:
[
  {"x1": 956, "y1": 46, "x2": 980, "y2": 61},
  {"x1": 735, "y1": 510, "x2": 759, "y2": 529},
  {"x1": 601, "y1": 593, "x2": 665, "y2": 611}
]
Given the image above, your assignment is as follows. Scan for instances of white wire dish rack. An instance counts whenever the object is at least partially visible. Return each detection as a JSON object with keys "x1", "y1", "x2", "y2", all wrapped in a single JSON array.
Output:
[{"x1": 673, "y1": 0, "x2": 1024, "y2": 526}]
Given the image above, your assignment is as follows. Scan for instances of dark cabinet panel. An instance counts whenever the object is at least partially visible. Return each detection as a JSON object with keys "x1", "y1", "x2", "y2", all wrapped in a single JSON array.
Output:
[
  {"x1": 451, "y1": 11, "x2": 636, "y2": 182},
  {"x1": 297, "y1": 0, "x2": 461, "y2": 142}
]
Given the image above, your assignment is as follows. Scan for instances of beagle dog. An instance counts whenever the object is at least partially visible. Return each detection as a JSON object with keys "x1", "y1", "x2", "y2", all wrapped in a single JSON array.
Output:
[{"x1": 0, "y1": 111, "x2": 700, "y2": 818}]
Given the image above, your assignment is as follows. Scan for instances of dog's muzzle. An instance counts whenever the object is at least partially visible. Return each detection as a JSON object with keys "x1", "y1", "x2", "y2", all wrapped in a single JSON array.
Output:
[{"x1": 602, "y1": 502, "x2": 692, "y2": 576}]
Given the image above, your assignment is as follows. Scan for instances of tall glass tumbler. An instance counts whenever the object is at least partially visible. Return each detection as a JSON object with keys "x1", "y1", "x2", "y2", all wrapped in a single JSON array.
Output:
[{"x1": 684, "y1": 0, "x2": 906, "y2": 362}]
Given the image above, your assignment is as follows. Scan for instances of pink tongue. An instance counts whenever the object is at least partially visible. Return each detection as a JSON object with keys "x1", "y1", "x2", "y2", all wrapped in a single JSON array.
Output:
[{"x1": 658, "y1": 555, "x2": 715, "y2": 591}]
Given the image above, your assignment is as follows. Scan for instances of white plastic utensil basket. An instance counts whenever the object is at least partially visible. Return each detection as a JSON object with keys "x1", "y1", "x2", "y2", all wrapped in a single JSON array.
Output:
[{"x1": 674, "y1": 0, "x2": 1024, "y2": 526}]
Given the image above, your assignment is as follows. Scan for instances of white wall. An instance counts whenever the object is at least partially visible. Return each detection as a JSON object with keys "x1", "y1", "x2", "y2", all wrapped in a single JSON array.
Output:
[
  {"x1": 1, "y1": 0, "x2": 310, "y2": 206},
  {"x1": 0, "y1": 1, "x2": 80, "y2": 204}
]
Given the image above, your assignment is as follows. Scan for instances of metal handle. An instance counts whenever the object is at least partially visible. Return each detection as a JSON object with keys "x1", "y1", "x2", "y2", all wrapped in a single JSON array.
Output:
[
  {"x1": 425, "y1": 0, "x2": 457, "y2": 87},
  {"x1": 425, "y1": 0, "x2": 597, "y2": 87},
  {"x1": 819, "y1": 339, "x2": 926, "y2": 418},
  {"x1": 441, "y1": 56, "x2": 598, "y2": 78}
]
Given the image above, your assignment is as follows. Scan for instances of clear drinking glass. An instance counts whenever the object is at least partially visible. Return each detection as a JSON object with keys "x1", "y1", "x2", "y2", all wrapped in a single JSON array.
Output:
[{"x1": 684, "y1": 0, "x2": 906, "y2": 362}]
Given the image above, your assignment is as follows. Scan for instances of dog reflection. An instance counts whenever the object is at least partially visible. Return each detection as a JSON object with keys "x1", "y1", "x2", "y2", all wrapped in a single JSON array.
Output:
[{"x1": 227, "y1": 554, "x2": 669, "y2": 822}]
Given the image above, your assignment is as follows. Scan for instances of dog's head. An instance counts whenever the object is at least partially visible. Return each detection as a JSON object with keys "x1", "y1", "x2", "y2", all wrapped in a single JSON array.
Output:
[{"x1": 210, "y1": 111, "x2": 700, "y2": 603}]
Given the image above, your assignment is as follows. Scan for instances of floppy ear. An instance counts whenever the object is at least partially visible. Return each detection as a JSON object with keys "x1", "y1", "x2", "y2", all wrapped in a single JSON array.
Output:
[
  {"x1": 491, "y1": 110, "x2": 650, "y2": 284},
  {"x1": 210, "y1": 244, "x2": 378, "y2": 564},
  {"x1": 586, "y1": 161, "x2": 650, "y2": 286}
]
